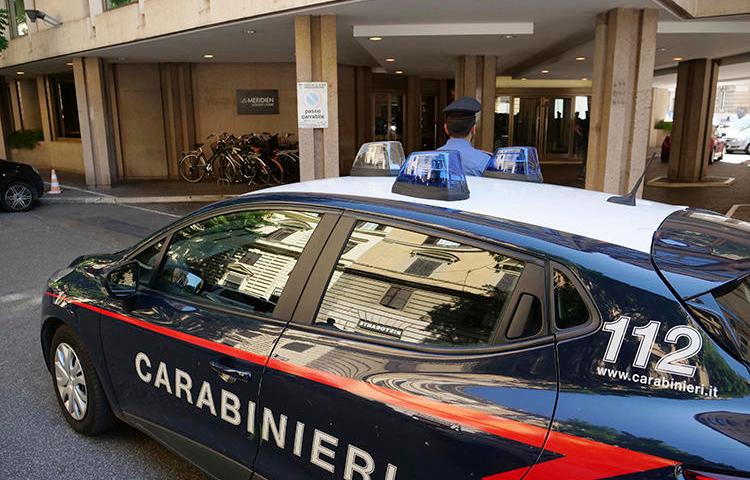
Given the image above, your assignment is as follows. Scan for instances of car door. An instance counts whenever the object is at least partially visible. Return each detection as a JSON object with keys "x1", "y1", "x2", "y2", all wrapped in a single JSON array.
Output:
[
  {"x1": 99, "y1": 207, "x2": 339, "y2": 479},
  {"x1": 252, "y1": 214, "x2": 559, "y2": 480}
]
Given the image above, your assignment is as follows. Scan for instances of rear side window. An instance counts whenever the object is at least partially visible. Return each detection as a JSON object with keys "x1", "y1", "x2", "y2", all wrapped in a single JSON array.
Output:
[
  {"x1": 314, "y1": 221, "x2": 525, "y2": 347},
  {"x1": 553, "y1": 269, "x2": 590, "y2": 330},
  {"x1": 154, "y1": 210, "x2": 320, "y2": 316},
  {"x1": 714, "y1": 277, "x2": 750, "y2": 363}
]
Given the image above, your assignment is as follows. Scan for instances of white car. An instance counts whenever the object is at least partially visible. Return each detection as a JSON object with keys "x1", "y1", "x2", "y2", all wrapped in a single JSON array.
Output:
[{"x1": 723, "y1": 117, "x2": 750, "y2": 154}]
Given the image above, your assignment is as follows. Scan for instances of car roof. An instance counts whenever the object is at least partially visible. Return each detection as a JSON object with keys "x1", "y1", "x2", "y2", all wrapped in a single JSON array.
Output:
[{"x1": 247, "y1": 176, "x2": 685, "y2": 254}]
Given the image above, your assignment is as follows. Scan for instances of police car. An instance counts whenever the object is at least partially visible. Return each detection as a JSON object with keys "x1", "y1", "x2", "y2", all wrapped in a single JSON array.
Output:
[{"x1": 41, "y1": 145, "x2": 750, "y2": 480}]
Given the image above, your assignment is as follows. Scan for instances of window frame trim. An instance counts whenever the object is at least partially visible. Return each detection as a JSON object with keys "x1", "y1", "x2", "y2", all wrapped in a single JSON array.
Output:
[
  {"x1": 290, "y1": 210, "x2": 555, "y2": 355},
  {"x1": 548, "y1": 261, "x2": 601, "y2": 341},
  {"x1": 123, "y1": 202, "x2": 342, "y2": 324}
]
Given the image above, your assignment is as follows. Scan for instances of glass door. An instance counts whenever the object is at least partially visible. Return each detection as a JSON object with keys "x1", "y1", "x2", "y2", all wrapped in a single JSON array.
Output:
[
  {"x1": 373, "y1": 92, "x2": 405, "y2": 142},
  {"x1": 513, "y1": 97, "x2": 541, "y2": 148},
  {"x1": 500, "y1": 94, "x2": 590, "y2": 162},
  {"x1": 545, "y1": 97, "x2": 572, "y2": 155}
]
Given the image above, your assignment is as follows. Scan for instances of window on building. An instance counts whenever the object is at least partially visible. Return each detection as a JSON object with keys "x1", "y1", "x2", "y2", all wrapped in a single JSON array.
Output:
[
  {"x1": 104, "y1": 0, "x2": 137, "y2": 10},
  {"x1": 265, "y1": 227, "x2": 297, "y2": 242},
  {"x1": 49, "y1": 74, "x2": 81, "y2": 138},
  {"x1": 405, "y1": 257, "x2": 443, "y2": 277},
  {"x1": 380, "y1": 286, "x2": 414, "y2": 310},
  {"x1": 314, "y1": 221, "x2": 525, "y2": 347},
  {"x1": 553, "y1": 269, "x2": 590, "y2": 329},
  {"x1": 8, "y1": 0, "x2": 28, "y2": 37},
  {"x1": 154, "y1": 210, "x2": 320, "y2": 316}
]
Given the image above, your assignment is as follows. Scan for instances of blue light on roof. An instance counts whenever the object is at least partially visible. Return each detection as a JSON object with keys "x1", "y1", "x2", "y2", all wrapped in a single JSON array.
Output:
[
  {"x1": 391, "y1": 150, "x2": 470, "y2": 201},
  {"x1": 484, "y1": 146, "x2": 543, "y2": 183},
  {"x1": 350, "y1": 141, "x2": 405, "y2": 176}
]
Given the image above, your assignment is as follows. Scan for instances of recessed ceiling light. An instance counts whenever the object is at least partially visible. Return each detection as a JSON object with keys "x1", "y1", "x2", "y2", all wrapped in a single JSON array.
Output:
[
  {"x1": 369, "y1": 36, "x2": 382, "y2": 41},
  {"x1": 657, "y1": 47, "x2": 669, "y2": 52},
  {"x1": 541, "y1": 69, "x2": 550, "y2": 74},
  {"x1": 521, "y1": 77, "x2": 527, "y2": 80},
  {"x1": 575, "y1": 56, "x2": 586, "y2": 61},
  {"x1": 581, "y1": 77, "x2": 588, "y2": 81},
  {"x1": 385, "y1": 58, "x2": 396, "y2": 62},
  {"x1": 395, "y1": 70, "x2": 403, "y2": 74},
  {"x1": 244, "y1": 29, "x2": 256, "y2": 35},
  {"x1": 16, "y1": 71, "x2": 24, "y2": 75},
  {"x1": 65, "y1": 62, "x2": 73, "y2": 66},
  {"x1": 203, "y1": 54, "x2": 214, "y2": 59},
  {"x1": 503, "y1": 35, "x2": 515, "y2": 39},
  {"x1": 672, "y1": 56, "x2": 684, "y2": 62}
]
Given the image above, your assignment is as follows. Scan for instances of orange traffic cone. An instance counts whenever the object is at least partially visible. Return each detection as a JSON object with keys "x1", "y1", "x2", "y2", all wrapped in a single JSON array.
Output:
[{"x1": 49, "y1": 169, "x2": 62, "y2": 194}]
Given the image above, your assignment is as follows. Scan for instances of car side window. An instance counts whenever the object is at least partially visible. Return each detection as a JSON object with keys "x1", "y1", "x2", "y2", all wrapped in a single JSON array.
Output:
[
  {"x1": 553, "y1": 269, "x2": 590, "y2": 329},
  {"x1": 314, "y1": 221, "x2": 525, "y2": 347},
  {"x1": 154, "y1": 210, "x2": 320, "y2": 316},
  {"x1": 134, "y1": 240, "x2": 164, "y2": 285}
]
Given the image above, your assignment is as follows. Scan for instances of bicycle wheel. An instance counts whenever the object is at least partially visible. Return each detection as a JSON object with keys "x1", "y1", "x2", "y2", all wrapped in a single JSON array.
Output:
[
  {"x1": 253, "y1": 158, "x2": 272, "y2": 186},
  {"x1": 216, "y1": 155, "x2": 240, "y2": 183},
  {"x1": 179, "y1": 153, "x2": 207, "y2": 182},
  {"x1": 238, "y1": 153, "x2": 259, "y2": 184},
  {"x1": 278, "y1": 152, "x2": 299, "y2": 182},
  {"x1": 267, "y1": 157, "x2": 284, "y2": 185}
]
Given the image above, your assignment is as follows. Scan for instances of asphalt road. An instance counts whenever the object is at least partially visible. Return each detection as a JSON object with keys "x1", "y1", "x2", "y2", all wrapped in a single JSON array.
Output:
[{"x1": 0, "y1": 201, "x2": 208, "y2": 480}]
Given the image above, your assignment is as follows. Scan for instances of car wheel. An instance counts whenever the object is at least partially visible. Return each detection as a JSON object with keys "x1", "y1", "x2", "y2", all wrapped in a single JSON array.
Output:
[
  {"x1": 745, "y1": 144, "x2": 750, "y2": 155},
  {"x1": 50, "y1": 325, "x2": 116, "y2": 435},
  {"x1": 1, "y1": 181, "x2": 35, "y2": 212}
]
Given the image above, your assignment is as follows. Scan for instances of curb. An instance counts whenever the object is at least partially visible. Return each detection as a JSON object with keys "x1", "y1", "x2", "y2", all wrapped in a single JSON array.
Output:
[
  {"x1": 42, "y1": 182, "x2": 241, "y2": 204},
  {"x1": 42, "y1": 194, "x2": 240, "y2": 204}
]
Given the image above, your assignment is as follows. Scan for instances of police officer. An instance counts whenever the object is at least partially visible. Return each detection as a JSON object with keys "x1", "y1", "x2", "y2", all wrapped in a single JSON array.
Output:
[{"x1": 438, "y1": 96, "x2": 492, "y2": 176}]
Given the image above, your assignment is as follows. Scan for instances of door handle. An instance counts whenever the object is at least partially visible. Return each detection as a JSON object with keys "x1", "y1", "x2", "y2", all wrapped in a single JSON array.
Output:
[{"x1": 209, "y1": 358, "x2": 252, "y2": 384}]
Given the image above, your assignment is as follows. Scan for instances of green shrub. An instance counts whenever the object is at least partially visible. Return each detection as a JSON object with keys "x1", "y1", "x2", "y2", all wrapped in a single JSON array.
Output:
[
  {"x1": 8, "y1": 129, "x2": 43, "y2": 149},
  {"x1": 654, "y1": 120, "x2": 673, "y2": 132}
]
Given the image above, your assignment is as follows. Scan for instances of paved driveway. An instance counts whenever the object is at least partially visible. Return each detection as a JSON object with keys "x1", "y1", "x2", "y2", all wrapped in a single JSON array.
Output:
[{"x1": 0, "y1": 202, "x2": 207, "y2": 480}]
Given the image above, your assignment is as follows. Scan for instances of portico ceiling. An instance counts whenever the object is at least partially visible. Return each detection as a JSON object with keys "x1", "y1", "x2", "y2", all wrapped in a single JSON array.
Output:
[{"x1": 2, "y1": 0, "x2": 749, "y2": 85}]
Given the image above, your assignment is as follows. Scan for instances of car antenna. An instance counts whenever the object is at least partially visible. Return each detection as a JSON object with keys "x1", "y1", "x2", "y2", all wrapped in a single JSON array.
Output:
[{"x1": 606, "y1": 152, "x2": 657, "y2": 206}]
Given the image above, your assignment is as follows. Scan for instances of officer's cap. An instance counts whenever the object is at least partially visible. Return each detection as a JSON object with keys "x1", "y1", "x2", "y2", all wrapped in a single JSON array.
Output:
[{"x1": 443, "y1": 96, "x2": 481, "y2": 117}]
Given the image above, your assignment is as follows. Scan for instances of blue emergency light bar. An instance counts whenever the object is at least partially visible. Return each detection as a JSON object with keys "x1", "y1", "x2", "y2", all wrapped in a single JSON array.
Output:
[
  {"x1": 350, "y1": 141, "x2": 405, "y2": 176},
  {"x1": 391, "y1": 150, "x2": 470, "y2": 201},
  {"x1": 484, "y1": 146, "x2": 543, "y2": 183}
]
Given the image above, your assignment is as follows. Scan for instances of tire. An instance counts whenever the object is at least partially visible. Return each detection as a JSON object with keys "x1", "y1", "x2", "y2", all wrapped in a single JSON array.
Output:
[
  {"x1": 49, "y1": 325, "x2": 116, "y2": 435},
  {"x1": 179, "y1": 154, "x2": 207, "y2": 183},
  {"x1": 745, "y1": 144, "x2": 750, "y2": 155},
  {"x1": 1, "y1": 181, "x2": 35, "y2": 212}
]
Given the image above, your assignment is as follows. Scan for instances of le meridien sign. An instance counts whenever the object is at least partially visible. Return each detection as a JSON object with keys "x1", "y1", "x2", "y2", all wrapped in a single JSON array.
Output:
[
  {"x1": 297, "y1": 82, "x2": 328, "y2": 128},
  {"x1": 236, "y1": 89, "x2": 279, "y2": 115}
]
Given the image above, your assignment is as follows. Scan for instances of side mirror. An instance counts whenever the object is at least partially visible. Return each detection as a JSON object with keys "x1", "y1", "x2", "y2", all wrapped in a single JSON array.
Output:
[{"x1": 104, "y1": 261, "x2": 139, "y2": 298}]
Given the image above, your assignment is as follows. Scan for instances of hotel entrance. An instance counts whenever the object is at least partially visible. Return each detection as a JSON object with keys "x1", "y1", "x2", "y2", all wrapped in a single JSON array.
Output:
[{"x1": 495, "y1": 92, "x2": 591, "y2": 163}]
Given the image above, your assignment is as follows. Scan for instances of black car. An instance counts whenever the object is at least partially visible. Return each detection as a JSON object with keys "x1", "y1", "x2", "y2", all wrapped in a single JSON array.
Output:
[
  {"x1": 40, "y1": 152, "x2": 750, "y2": 480},
  {"x1": 0, "y1": 159, "x2": 44, "y2": 212}
]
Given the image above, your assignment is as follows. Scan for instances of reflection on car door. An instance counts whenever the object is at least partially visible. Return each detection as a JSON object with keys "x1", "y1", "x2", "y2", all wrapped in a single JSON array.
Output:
[
  {"x1": 252, "y1": 217, "x2": 558, "y2": 480},
  {"x1": 99, "y1": 208, "x2": 338, "y2": 479}
]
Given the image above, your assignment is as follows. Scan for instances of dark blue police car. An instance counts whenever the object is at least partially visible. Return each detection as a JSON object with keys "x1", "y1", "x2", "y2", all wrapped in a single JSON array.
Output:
[{"x1": 41, "y1": 149, "x2": 750, "y2": 480}]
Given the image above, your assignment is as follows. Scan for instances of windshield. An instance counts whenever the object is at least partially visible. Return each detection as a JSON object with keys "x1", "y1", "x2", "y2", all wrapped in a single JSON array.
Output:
[{"x1": 714, "y1": 276, "x2": 750, "y2": 364}]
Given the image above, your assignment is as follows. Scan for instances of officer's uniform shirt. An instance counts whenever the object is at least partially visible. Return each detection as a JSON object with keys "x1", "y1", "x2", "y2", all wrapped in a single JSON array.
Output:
[
  {"x1": 439, "y1": 138, "x2": 492, "y2": 177},
  {"x1": 440, "y1": 96, "x2": 492, "y2": 176}
]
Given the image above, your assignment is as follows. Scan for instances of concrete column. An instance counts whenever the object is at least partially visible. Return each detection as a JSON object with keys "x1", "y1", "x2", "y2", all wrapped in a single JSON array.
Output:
[
  {"x1": 160, "y1": 63, "x2": 196, "y2": 179},
  {"x1": 8, "y1": 80, "x2": 22, "y2": 130},
  {"x1": 668, "y1": 59, "x2": 718, "y2": 182},
  {"x1": 406, "y1": 76, "x2": 421, "y2": 153},
  {"x1": 455, "y1": 55, "x2": 496, "y2": 152},
  {"x1": 354, "y1": 66, "x2": 371, "y2": 148},
  {"x1": 36, "y1": 77, "x2": 53, "y2": 142},
  {"x1": 649, "y1": 87, "x2": 670, "y2": 148},
  {"x1": 294, "y1": 15, "x2": 339, "y2": 181},
  {"x1": 586, "y1": 8, "x2": 658, "y2": 195},
  {"x1": 73, "y1": 57, "x2": 117, "y2": 187}
]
